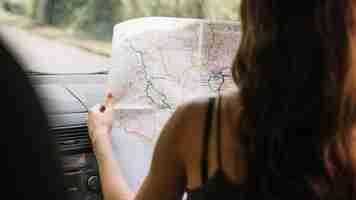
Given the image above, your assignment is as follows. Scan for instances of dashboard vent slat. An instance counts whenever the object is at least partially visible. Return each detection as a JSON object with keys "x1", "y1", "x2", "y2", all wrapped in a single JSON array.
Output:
[{"x1": 51, "y1": 124, "x2": 92, "y2": 154}]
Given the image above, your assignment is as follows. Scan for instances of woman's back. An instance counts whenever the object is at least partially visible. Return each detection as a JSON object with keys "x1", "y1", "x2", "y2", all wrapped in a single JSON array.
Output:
[{"x1": 180, "y1": 92, "x2": 247, "y2": 198}]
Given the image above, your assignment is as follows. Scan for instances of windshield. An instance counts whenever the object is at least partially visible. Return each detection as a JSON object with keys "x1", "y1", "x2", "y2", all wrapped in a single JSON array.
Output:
[{"x1": 0, "y1": 0, "x2": 240, "y2": 74}]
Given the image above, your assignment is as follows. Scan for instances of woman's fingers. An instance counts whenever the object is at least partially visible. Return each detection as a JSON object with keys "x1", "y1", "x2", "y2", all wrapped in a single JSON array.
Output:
[
  {"x1": 89, "y1": 93, "x2": 114, "y2": 115},
  {"x1": 90, "y1": 104, "x2": 102, "y2": 113},
  {"x1": 87, "y1": 102, "x2": 114, "y2": 141},
  {"x1": 105, "y1": 93, "x2": 114, "y2": 108}
]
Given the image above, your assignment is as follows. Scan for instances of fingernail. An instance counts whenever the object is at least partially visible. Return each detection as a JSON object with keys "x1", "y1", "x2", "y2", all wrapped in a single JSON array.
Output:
[
  {"x1": 100, "y1": 105, "x2": 106, "y2": 112},
  {"x1": 108, "y1": 93, "x2": 113, "y2": 99}
]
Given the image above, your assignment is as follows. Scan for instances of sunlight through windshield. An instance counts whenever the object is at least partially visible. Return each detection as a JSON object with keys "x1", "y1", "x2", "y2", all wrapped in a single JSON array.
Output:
[{"x1": 0, "y1": 0, "x2": 240, "y2": 74}]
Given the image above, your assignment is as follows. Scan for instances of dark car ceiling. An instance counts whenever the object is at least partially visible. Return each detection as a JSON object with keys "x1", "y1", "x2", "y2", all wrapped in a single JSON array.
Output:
[{"x1": 31, "y1": 74, "x2": 108, "y2": 116}]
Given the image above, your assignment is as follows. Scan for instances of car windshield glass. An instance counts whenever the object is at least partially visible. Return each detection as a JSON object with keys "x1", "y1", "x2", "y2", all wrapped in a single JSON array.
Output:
[{"x1": 0, "y1": 0, "x2": 240, "y2": 74}]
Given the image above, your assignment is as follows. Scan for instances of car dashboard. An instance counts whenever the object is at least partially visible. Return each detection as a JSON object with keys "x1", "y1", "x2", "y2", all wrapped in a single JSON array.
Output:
[{"x1": 31, "y1": 74, "x2": 107, "y2": 200}]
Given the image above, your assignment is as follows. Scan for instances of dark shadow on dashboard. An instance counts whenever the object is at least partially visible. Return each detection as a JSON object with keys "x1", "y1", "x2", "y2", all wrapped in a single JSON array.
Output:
[{"x1": 0, "y1": 37, "x2": 67, "y2": 199}]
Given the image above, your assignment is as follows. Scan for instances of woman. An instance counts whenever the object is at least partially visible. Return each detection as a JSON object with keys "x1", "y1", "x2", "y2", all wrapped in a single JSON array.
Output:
[{"x1": 87, "y1": 0, "x2": 356, "y2": 199}]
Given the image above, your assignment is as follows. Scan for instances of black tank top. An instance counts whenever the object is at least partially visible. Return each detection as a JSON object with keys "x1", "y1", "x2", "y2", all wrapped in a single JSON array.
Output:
[{"x1": 186, "y1": 97, "x2": 244, "y2": 199}]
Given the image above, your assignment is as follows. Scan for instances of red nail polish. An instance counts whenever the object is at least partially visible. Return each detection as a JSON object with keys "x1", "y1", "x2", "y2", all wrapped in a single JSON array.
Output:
[{"x1": 100, "y1": 105, "x2": 106, "y2": 112}]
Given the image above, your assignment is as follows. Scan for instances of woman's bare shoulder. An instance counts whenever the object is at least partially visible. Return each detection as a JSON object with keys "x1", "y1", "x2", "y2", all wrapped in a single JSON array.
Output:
[
  {"x1": 173, "y1": 91, "x2": 240, "y2": 133},
  {"x1": 170, "y1": 91, "x2": 240, "y2": 146},
  {"x1": 170, "y1": 97, "x2": 211, "y2": 135},
  {"x1": 172, "y1": 92, "x2": 242, "y2": 174},
  {"x1": 160, "y1": 97, "x2": 210, "y2": 133}
]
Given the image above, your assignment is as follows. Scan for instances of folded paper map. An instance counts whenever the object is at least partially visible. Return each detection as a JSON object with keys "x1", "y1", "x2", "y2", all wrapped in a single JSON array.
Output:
[{"x1": 108, "y1": 17, "x2": 241, "y2": 191}]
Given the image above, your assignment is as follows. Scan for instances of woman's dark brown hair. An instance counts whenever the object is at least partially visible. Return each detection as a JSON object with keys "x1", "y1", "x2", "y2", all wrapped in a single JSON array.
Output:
[{"x1": 232, "y1": 0, "x2": 356, "y2": 199}]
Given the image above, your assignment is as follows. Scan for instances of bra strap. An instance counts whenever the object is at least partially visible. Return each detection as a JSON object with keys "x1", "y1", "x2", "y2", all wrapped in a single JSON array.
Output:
[
  {"x1": 217, "y1": 95, "x2": 223, "y2": 170},
  {"x1": 201, "y1": 97, "x2": 215, "y2": 183}
]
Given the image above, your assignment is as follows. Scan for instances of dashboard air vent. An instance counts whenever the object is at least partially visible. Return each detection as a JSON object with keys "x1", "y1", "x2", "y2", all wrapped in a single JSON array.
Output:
[{"x1": 52, "y1": 125, "x2": 92, "y2": 154}]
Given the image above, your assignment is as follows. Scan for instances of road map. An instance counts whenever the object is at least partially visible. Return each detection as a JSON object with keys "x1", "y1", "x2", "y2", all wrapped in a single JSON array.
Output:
[{"x1": 108, "y1": 17, "x2": 241, "y2": 191}]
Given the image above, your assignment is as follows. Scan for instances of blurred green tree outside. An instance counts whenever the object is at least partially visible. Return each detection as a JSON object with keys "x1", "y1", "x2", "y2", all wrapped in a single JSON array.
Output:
[{"x1": 22, "y1": 0, "x2": 240, "y2": 41}]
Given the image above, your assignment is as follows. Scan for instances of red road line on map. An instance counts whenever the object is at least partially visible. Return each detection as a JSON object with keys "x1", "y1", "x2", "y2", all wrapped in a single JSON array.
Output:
[{"x1": 126, "y1": 128, "x2": 155, "y2": 144}]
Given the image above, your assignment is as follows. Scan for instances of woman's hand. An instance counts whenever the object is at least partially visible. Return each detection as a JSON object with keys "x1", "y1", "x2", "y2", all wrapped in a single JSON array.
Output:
[{"x1": 87, "y1": 94, "x2": 114, "y2": 149}]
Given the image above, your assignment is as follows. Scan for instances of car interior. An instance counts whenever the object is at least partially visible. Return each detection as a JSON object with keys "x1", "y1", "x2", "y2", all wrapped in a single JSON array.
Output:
[{"x1": 0, "y1": 1, "x2": 240, "y2": 199}]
